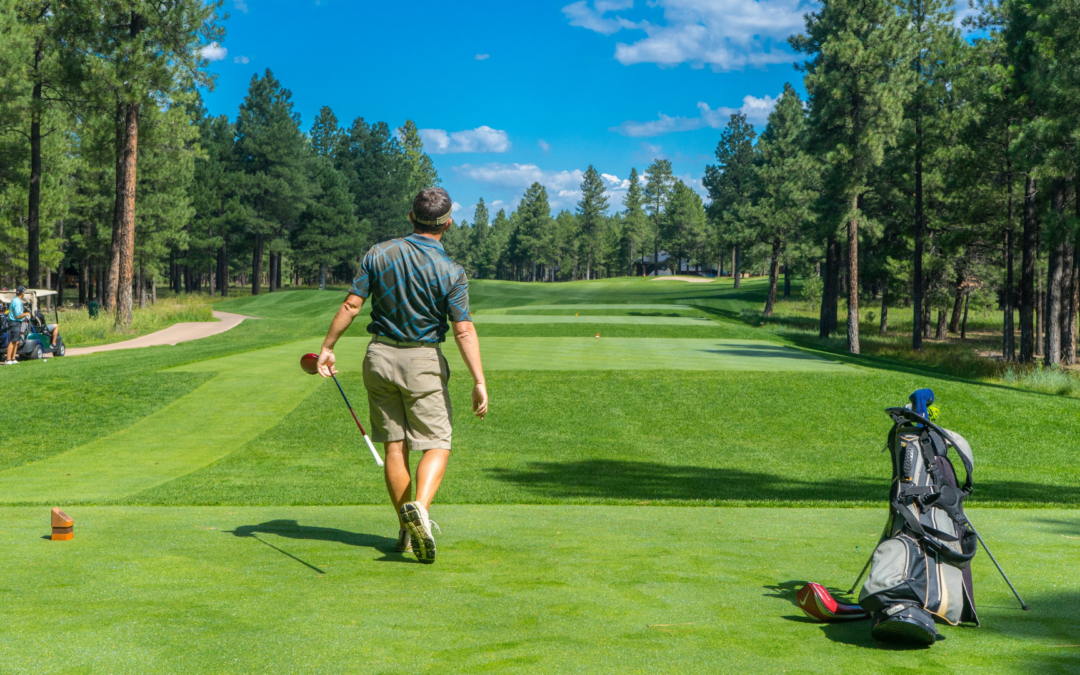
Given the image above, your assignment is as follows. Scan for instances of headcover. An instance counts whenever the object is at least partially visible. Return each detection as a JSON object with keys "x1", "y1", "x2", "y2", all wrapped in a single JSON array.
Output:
[
  {"x1": 909, "y1": 389, "x2": 934, "y2": 418},
  {"x1": 412, "y1": 208, "x2": 453, "y2": 226}
]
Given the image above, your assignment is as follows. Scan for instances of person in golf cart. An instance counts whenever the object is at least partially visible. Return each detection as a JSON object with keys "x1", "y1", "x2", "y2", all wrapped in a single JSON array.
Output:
[
  {"x1": 5, "y1": 286, "x2": 31, "y2": 365},
  {"x1": 2, "y1": 287, "x2": 64, "y2": 363}
]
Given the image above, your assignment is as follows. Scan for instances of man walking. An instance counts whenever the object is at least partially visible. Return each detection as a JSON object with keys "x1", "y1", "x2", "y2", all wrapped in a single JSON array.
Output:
[
  {"x1": 5, "y1": 286, "x2": 30, "y2": 365},
  {"x1": 317, "y1": 187, "x2": 487, "y2": 564}
]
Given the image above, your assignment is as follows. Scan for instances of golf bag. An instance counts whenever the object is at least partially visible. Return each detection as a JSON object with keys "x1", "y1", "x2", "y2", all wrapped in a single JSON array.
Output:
[{"x1": 859, "y1": 397, "x2": 979, "y2": 645}]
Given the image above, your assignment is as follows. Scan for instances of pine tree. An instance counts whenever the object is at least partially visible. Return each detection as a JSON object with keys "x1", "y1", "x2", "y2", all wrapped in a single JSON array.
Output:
[
  {"x1": 513, "y1": 182, "x2": 553, "y2": 281},
  {"x1": 234, "y1": 69, "x2": 313, "y2": 296},
  {"x1": 399, "y1": 119, "x2": 440, "y2": 192},
  {"x1": 661, "y1": 179, "x2": 707, "y2": 274},
  {"x1": 294, "y1": 155, "x2": 361, "y2": 290},
  {"x1": 791, "y1": 0, "x2": 913, "y2": 353},
  {"x1": 576, "y1": 165, "x2": 608, "y2": 280},
  {"x1": 703, "y1": 113, "x2": 759, "y2": 288},
  {"x1": 621, "y1": 167, "x2": 646, "y2": 276},
  {"x1": 309, "y1": 106, "x2": 345, "y2": 158},
  {"x1": 62, "y1": 0, "x2": 222, "y2": 323},
  {"x1": 742, "y1": 84, "x2": 816, "y2": 316},
  {"x1": 470, "y1": 198, "x2": 491, "y2": 278},
  {"x1": 339, "y1": 117, "x2": 412, "y2": 246},
  {"x1": 643, "y1": 158, "x2": 673, "y2": 276}
]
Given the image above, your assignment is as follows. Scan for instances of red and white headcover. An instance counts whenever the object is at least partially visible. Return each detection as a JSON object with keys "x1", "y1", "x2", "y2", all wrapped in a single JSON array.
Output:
[{"x1": 796, "y1": 583, "x2": 870, "y2": 622}]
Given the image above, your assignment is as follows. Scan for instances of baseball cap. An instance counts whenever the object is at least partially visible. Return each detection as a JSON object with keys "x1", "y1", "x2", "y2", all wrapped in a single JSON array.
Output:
[{"x1": 15, "y1": 286, "x2": 26, "y2": 294}]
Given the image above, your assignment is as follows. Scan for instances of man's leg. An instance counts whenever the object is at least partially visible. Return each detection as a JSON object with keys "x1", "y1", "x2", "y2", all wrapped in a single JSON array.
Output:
[
  {"x1": 414, "y1": 448, "x2": 449, "y2": 509},
  {"x1": 383, "y1": 440, "x2": 411, "y2": 526},
  {"x1": 50, "y1": 325, "x2": 58, "y2": 346}
]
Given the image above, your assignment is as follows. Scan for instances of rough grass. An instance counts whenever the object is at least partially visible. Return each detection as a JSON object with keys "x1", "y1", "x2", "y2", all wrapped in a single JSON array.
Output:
[{"x1": 58, "y1": 294, "x2": 214, "y2": 347}]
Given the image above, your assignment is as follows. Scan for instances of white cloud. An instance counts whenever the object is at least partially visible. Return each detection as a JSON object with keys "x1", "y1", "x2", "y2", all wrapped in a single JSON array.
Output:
[
  {"x1": 538, "y1": 139, "x2": 551, "y2": 153},
  {"x1": 612, "y1": 93, "x2": 778, "y2": 136},
  {"x1": 235, "y1": 0, "x2": 248, "y2": 12},
  {"x1": 475, "y1": 53, "x2": 490, "y2": 60},
  {"x1": 451, "y1": 202, "x2": 463, "y2": 213},
  {"x1": 200, "y1": 42, "x2": 227, "y2": 62},
  {"x1": 233, "y1": 55, "x2": 250, "y2": 64},
  {"x1": 420, "y1": 126, "x2": 511, "y2": 154},
  {"x1": 454, "y1": 163, "x2": 645, "y2": 211},
  {"x1": 565, "y1": 0, "x2": 804, "y2": 71}
]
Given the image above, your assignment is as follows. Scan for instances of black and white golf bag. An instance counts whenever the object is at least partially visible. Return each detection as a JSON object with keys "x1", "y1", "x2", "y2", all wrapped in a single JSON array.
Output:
[{"x1": 859, "y1": 406, "x2": 980, "y2": 645}]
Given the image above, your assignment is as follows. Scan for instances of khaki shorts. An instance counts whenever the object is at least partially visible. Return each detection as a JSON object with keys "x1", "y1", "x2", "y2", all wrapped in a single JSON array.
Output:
[{"x1": 363, "y1": 338, "x2": 453, "y2": 451}]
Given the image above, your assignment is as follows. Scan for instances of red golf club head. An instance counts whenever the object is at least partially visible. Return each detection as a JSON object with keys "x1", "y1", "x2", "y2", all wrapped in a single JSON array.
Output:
[
  {"x1": 300, "y1": 353, "x2": 319, "y2": 375},
  {"x1": 796, "y1": 583, "x2": 870, "y2": 622}
]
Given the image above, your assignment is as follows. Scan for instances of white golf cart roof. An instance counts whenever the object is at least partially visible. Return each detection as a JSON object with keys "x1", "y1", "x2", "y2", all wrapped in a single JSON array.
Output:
[{"x1": 0, "y1": 289, "x2": 57, "y2": 312}]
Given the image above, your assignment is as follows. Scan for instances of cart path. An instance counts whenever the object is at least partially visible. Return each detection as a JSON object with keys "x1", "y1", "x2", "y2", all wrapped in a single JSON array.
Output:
[{"x1": 65, "y1": 311, "x2": 256, "y2": 356}]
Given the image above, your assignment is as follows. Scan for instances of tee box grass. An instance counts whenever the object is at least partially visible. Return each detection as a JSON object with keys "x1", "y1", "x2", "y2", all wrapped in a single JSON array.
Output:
[{"x1": 0, "y1": 277, "x2": 1077, "y2": 673}]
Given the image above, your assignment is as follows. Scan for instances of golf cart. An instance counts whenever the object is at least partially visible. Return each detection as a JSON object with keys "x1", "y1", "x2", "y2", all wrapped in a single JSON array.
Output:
[{"x1": 1, "y1": 289, "x2": 65, "y2": 360}]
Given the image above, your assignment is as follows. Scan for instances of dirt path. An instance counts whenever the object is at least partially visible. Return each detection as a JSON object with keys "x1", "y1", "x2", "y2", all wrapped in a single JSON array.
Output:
[{"x1": 65, "y1": 311, "x2": 256, "y2": 357}]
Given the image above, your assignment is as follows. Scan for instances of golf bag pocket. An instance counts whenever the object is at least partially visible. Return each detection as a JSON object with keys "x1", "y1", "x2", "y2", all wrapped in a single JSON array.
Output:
[{"x1": 861, "y1": 532, "x2": 968, "y2": 629}]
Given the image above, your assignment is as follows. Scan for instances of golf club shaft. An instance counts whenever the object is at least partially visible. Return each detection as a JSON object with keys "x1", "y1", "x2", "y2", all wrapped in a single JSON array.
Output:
[
  {"x1": 330, "y1": 373, "x2": 384, "y2": 467},
  {"x1": 971, "y1": 526, "x2": 1030, "y2": 611},
  {"x1": 847, "y1": 553, "x2": 874, "y2": 596}
]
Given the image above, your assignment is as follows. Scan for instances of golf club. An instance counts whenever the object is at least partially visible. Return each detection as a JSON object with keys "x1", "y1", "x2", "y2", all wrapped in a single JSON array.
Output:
[{"x1": 300, "y1": 352, "x2": 384, "y2": 467}]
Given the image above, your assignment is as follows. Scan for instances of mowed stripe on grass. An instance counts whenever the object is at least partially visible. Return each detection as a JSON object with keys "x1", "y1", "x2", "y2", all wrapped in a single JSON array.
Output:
[
  {"x1": 0, "y1": 335, "x2": 841, "y2": 504},
  {"x1": 0, "y1": 505, "x2": 1074, "y2": 675}
]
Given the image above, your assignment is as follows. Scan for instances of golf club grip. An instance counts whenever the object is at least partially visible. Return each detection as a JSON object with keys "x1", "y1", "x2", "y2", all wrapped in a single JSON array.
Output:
[{"x1": 364, "y1": 434, "x2": 384, "y2": 466}]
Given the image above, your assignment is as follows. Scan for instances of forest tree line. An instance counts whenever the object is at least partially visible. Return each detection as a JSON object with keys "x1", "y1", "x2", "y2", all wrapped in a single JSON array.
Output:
[{"x1": 1, "y1": 0, "x2": 1078, "y2": 367}]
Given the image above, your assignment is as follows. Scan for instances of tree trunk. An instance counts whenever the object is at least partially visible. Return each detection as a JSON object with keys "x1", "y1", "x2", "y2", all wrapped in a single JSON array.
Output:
[
  {"x1": 764, "y1": 239, "x2": 780, "y2": 317},
  {"x1": 151, "y1": 275, "x2": 157, "y2": 305},
  {"x1": 829, "y1": 239, "x2": 840, "y2": 334},
  {"x1": 1045, "y1": 239, "x2": 1064, "y2": 365},
  {"x1": 586, "y1": 253, "x2": 591, "y2": 281},
  {"x1": 1035, "y1": 284, "x2": 1043, "y2": 358},
  {"x1": 320, "y1": 262, "x2": 327, "y2": 291},
  {"x1": 105, "y1": 114, "x2": 126, "y2": 312},
  {"x1": 783, "y1": 264, "x2": 791, "y2": 298},
  {"x1": 935, "y1": 309, "x2": 946, "y2": 340},
  {"x1": 1003, "y1": 161, "x2": 1015, "y2": 360},
  {"x1": 276, "y1": 252, "x2": 283, "y2": 290},
  {"x1": 847, "y1": 194, "x2": 860, "y2": 354},
  {"x1": 879, "y1": 288, "x2": 889, "y2": 335},
  {"x1": 948, "y1": 271, "x2": 964, "y2": 334},
  {"x1": 219, "y1": 240, "x2": 229, "y2": 297},
  {"x1": 1019, "y1": 174, "x2": 1037, "y2": 362},
  {"x1": 114, "y1": 102, "x2": 139, "y2": 327},
  {"x1": 819, "y1": 242, "x2": 832, "y2": 338},
  {"x1": 961, "y1": 293, "x2": 970, "y2": 340},
  {"x1": 27, "y1": 74, "x2": 43, "y2": 289},
  {"x1": 252, "y1": 234, "x2": 264, "y2": 295},
  {"x1": 912, "y1": 127, "x2": 925, "y2": 351},
  {"x1": 208, "y1": 265, "x2": 215, "y2": 298},
  {"x1": 733, "y1": 244, "x2": 742, "y2": 289},
  {"x1": 268, "y1": 251, "x2": 278, "y2": 292},
  {"x1": 138, "y1": 266, "x2": 146, "y2": 309},
  {"x1": 1066, "y1": 234, "x2": 1079, "y2": 365}
]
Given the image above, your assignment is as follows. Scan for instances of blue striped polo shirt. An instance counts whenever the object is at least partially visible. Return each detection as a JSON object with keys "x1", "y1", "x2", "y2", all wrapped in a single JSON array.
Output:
[{"x1": 350, "y1": 233, "x2": 471, "y2": 343}]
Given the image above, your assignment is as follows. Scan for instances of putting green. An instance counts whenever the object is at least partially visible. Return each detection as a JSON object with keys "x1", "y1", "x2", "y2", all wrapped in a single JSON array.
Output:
[
  {"x1": 472, "y1": 315, "x2": 714, "y2": 325},
  {"x1": 461, "y1": 337, "x2": 852, "y2": 371},
  {"x1": 0, "y1": 505, "x2": 1074, "y2": 674}
]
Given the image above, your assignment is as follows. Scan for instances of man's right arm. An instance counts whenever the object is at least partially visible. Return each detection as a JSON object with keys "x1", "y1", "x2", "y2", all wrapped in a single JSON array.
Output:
[{"x1": 317, "y1": 293, "x2": 365, "y2": 377}]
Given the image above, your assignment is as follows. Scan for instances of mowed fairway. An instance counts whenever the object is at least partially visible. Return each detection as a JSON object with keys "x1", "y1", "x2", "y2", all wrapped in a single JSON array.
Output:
[{"x1": 2, "y1": 277, "x2": 1078, "y2": 674}]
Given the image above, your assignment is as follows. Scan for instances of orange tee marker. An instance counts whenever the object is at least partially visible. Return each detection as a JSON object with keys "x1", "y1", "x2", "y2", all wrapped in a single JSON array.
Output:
[{"x1": 51, "y1": 508, "x2": 73, "y2": 541}]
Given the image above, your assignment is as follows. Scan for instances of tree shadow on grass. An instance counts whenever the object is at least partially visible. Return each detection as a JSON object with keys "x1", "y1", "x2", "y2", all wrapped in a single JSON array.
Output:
[
  {"x1": 699, "y1": 344, "x2": 834, "y2": 361},
  {"x1": 487, "y1": 460, "x2": 1080, "y2": 505},
  {"x1": 228, "y1": 520, "x2": 412, "y2": 569}
]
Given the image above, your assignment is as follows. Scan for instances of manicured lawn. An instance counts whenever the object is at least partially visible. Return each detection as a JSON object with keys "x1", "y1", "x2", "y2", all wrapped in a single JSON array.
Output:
[
  {"x1": 1, "y1": 277, "x2": 1076, "y2": 673},
  {"x1": 0, "y1": 506, "x2": 1075, "y2": 675}
]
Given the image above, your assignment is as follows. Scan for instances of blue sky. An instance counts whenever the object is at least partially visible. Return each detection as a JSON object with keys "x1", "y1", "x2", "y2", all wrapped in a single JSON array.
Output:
[{"x1": 197, "y1": 0, "x2": 863, "y2": 222}]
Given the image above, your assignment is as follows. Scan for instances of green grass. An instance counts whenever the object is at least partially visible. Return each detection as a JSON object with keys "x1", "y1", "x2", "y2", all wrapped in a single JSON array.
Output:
[
  {"x1": 3, "y1": 277, "x2": 1078, "y2": 673},
  {"x1": 59, "y1": 294, "x2": 215, "y2": 347},
  {"x1": 0, "y1": 506, "x2": 1075, "y2": 675}
]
